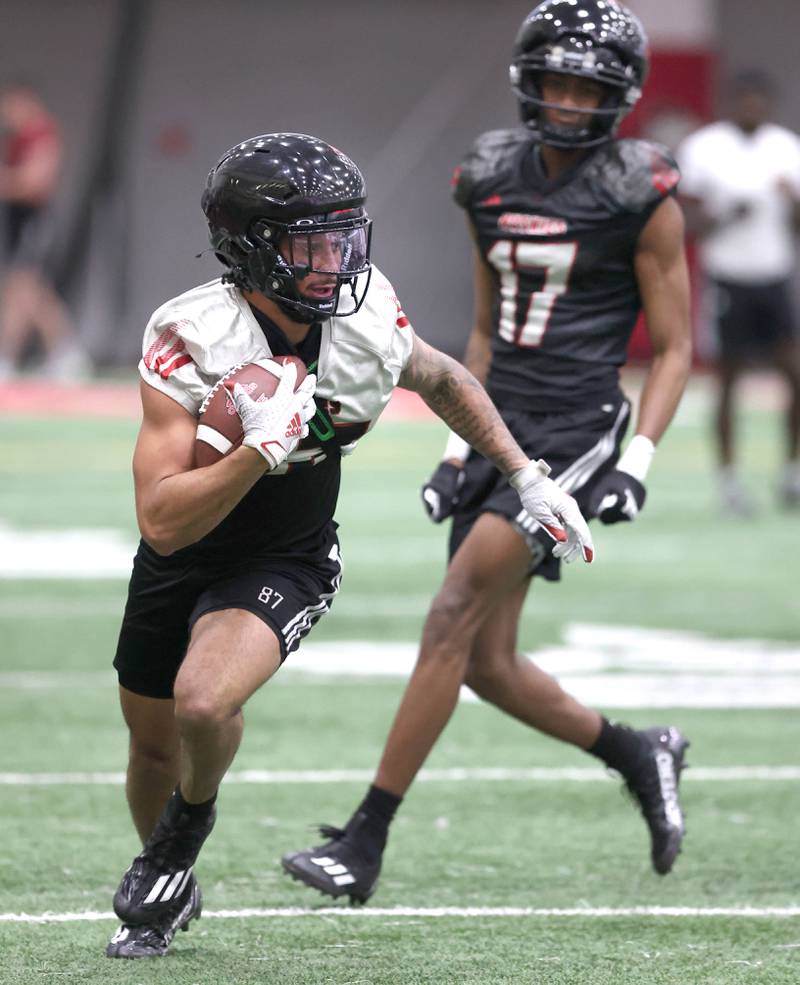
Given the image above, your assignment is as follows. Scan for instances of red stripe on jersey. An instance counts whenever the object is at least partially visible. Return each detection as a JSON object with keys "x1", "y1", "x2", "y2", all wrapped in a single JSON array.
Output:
[
  {"x1": 391, "y1": 296, "x2": 410, "y2": 329},
  {"x1": 160, "y1": 353, "x2": 193, "y2": 377},
  {"x1": 153, "y1": 339, "x2": 187, "y2": 377},
  {"x1": 143, "y1": 322, "x2": 195, "y2": 379},
  {"x1": 143, "y1": 325, "x2": 178, "y2": 370}
]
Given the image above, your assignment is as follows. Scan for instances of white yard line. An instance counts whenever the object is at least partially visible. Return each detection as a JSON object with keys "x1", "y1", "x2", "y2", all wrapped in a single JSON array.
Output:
[
  {"x1": 4, "y1": 628, "x2": 800, "y2": 704},
  {"x1": 2, "y1": 905, "x2": 799, "y2": 925},
  {"x1": 2, "y1": 766, "x2": 800, "y2": 786}
]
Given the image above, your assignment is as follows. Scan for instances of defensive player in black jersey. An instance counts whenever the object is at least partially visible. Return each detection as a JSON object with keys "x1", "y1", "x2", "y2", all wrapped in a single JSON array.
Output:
[
  {"x1": 282, "y1": 0, "x2": 692, "y2": 904},
  {"x1": 105, "y1": 131, "x2": 593, "y2": 959}
]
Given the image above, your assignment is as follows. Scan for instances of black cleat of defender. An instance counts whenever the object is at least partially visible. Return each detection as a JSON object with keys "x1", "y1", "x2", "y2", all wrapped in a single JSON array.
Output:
[
  {"x1": 106, "y1": 875, "x2": 202, "y2": 959},
  {"x1": 113, "y1": 794, "x2": 215, "y2": 925},
  {"x1": 626, "y1": 725, "x2": 689, "y2": 875},
  {"x1": 282, "y1": 819, "x2": 382, "y2": 904}
]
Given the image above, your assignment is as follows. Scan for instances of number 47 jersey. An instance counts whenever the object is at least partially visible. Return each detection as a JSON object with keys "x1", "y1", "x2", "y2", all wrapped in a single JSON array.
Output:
[{"x1": 453, "y1": 129, "x2": 680, "y2": 412}]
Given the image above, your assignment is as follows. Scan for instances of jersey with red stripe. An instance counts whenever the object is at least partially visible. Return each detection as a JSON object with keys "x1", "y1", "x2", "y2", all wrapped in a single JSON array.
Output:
[
  {"x1": 138, "y1": 265, "x2": 414, "y2": 560},
  {"x1": 453, "y1": 130, "x2": 679, "y2": 411}
]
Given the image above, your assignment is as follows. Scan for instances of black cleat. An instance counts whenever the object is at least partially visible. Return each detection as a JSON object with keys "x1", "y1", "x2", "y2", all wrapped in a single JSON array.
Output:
[
  {"x1": 106, "y1": 875, "x2": 202, "y2": 959},
  {"x1": 113, "y1": 793, "x2": 215, "y2": 925},
  {"x1": 626, "y1": 725, "x2": 689, "y2": 875},
  {"x1": 282, "y1": 814, "x2": 383, "y2": 904}
]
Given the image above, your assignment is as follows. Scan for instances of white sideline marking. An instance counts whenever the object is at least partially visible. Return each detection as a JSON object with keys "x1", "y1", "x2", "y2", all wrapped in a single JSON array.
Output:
[
  {"x1": 0, "y1": 520, "x2": 795, "y2": 580},
  {"x1": 4, "y1": 625, "x2": 800, "y2": 704},
  {"x1": 293, "y1": 629, "x2": 800, "y2": 676},
  {"x1": 2, "y1": 905, "x2": 799, "y2": 924},
  {"x1": 2, "y1": 766, "x2": 800, "y2": 786},
  {"x1": 0, "y1": 523, "x2": 135, "y2": 579}
]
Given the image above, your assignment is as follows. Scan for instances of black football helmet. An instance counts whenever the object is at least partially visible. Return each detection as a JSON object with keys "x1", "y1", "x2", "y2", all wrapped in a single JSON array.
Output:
[
  {"x1": 202, "y1": 133, "x2": 372, "y2": 323},
  {"x1": 509, "y1": 0, "x2": 649, "y2": 149}
]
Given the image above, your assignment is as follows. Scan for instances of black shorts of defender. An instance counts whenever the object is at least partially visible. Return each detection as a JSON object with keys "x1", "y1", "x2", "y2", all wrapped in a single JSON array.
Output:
[
  {"x1": 449, "y1": 394, "x2": 631, "y2": 581},
  {"x1": 711, "y1": 277, "x2": 796, "y2": 363},
  {"x1": 114, "y1": 530, "x2": 343, "y2": 699}
]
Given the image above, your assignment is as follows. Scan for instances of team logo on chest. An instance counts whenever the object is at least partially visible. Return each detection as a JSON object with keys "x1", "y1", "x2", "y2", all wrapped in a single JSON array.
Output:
[{"x1": 498, "y1": 213, "x2": 568, "y2": 236}]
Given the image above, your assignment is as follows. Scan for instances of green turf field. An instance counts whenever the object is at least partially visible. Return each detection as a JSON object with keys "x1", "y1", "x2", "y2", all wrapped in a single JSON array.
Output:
[{"x1": 1, "y1": 382, "x2": 799, "y2": 984}]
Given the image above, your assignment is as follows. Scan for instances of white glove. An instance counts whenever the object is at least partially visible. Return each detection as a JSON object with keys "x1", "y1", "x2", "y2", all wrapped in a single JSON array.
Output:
[
  {"x1": 227, "y1": 362, "x2": 317, "y2": 470},
  {"x1": 509, "y1": 459, "x2": 594, "y2": 564}
]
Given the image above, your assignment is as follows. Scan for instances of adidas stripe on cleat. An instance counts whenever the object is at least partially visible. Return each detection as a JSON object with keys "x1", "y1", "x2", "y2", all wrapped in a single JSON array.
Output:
[
  {"x1": 106, "y1": 875, "x2": 202, "y2": 959},
  {"x1": 113, "y1": 792, "x2": 215, "y2": 925},
  {"x1": 626, "y1": 725, "x2": 690, "y2": 875},
  {"x1": 282, "y1": 820, "x2": 382, "y2": 904}
]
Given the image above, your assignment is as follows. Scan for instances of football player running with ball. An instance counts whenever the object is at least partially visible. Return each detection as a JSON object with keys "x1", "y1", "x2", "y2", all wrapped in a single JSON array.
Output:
[
  {"x1": 105, "y1": 132, "x2": 593, "y2": 959},
  {"x1": 283, "y1": 0, "x2": 692, "y2": 905}
]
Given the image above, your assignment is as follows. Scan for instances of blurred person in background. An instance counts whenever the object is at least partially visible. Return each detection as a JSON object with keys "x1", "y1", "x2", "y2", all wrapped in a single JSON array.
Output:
[
  {"x1": 678, "y1": 70, "x2": 800, "y2": 514},
  {"x1": 0, "y1": 81, "x2": 87, "y2": 380},
  {"x1": 283, "y1": 0, "x2": 692, "y2": 905}
]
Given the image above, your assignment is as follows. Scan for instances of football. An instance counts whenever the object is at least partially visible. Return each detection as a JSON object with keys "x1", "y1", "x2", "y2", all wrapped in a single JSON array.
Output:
[{"x1": 195, "y1": 355, "x2": 307, "y2": 467}]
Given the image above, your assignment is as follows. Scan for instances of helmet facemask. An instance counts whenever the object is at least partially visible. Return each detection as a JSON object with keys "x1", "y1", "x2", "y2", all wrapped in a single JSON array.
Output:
[
  {"x1": 217, "y1": 209, "x2": 373, "y2": 324},
  {"x1": 202, "y1": 133, "x2": 374, "y2": 324}
]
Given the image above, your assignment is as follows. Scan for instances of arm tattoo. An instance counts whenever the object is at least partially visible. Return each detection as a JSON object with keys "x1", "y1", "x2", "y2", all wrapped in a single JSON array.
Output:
[{"x1": 399, "y1": 337, "x2": 527, "y2": 475}]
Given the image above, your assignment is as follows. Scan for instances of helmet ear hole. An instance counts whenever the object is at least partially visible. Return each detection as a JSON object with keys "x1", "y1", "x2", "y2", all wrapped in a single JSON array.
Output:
[{"x1": 250, "y1": 219, "x2": 275, "y2": 244}]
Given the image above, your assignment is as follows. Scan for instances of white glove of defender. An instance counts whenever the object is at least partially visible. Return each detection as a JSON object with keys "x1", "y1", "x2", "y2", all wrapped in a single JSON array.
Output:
[
  {"x1": 227, "y1": 362, "x2": 317, "y2": 470},
  {"x1": 509, "y1": 459, "x2": 594, "y2": 563}
]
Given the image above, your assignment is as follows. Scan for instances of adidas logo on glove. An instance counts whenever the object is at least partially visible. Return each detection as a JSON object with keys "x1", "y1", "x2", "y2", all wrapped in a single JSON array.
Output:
[{"x1": 285, "y1": 413, "x2": 304, "y2": 439}]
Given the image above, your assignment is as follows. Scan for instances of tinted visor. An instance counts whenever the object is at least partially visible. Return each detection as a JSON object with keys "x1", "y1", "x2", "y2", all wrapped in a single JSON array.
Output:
[{"x1": 287, "y1": 221, "x2": 371, "y2": 275}]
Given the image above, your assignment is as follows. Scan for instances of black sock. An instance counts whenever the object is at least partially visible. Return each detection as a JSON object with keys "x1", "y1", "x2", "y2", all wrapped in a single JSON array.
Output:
[
  {"x1": 347, "y1": 785, "x2": 402, "y2": 854},
  {"x1": 588, "y1": 718, "x2": 647, "y2": 777},
  {"x1": 358, "y1": 785, "x2": 402, "y2": 826},
  {"x1": 172, "y1": 786, "x2": 217, "y2": 822}
]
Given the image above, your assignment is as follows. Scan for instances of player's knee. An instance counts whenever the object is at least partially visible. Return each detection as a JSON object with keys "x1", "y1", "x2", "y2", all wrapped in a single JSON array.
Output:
[
  {"x1": 423, "y1": 582, "x2": 484, "y2": 655},
  {"x1": 464, "y1": 648, "x2": 512, "y2": 696},
  {"x1": 464, "y1": 661, "x2": 496, "y2": 696},
  {"x1": 129, "y1": 734, "x2": 178, "y2": 772},
  {"x1": 173, "y1": 683, "x2": 233, "y2": 732}
]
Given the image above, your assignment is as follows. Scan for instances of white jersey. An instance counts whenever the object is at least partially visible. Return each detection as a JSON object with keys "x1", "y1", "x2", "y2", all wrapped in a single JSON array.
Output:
[
  {"x1": 139, "y1": 265, "x2": 415, "y2": 466},
  {"x1": 137, "y1": 266, "x2": 415, "y2": 561},
  {"x1": 678, "y1": 121, "x2": 800, "y2": 283}
]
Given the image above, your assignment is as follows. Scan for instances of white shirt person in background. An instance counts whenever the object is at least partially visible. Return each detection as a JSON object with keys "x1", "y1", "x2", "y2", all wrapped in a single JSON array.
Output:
[{"x1": 678, "y1": 70, "x2": 800, "y2": 514}]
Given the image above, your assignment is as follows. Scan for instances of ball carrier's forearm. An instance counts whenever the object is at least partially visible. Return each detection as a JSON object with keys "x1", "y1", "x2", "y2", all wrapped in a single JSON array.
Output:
[
  {"x1": 136, "y1": 447, "x2": 267, "y2": 556},
  {"x1": 439, "y1": 328, "x2": 494, "y2": 465},
  {"x1": 400, "y1": 336, "x2": 527, "y2": 477}
]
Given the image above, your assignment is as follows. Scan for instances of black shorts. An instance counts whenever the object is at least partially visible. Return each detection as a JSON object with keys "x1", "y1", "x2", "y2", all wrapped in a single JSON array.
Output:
[
  {"x1": 711, "y1": 278, "x2": 796, "y2": 360},
  {"x1": 113, "y1": 530, "x2": 343, "y2": 699},
  {"x1": 449, "y1": 394, "x2": 631, "y2": 581}
]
